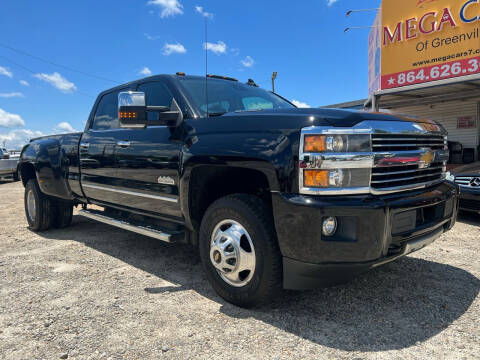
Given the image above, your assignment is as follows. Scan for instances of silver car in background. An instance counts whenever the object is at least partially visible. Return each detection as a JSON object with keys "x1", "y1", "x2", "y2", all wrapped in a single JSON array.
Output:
[{"x1": 0, "y1": 149, "x2": 20, "y2": 181}]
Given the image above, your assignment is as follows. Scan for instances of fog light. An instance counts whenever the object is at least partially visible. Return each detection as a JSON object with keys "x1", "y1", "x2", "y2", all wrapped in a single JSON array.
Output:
[{"x1": 322, "y1": 217, "x2": 337, "y2": 237}]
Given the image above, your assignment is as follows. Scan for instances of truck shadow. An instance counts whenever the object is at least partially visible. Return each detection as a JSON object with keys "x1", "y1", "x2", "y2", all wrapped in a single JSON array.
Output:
[
  {"x1": 38, "y1": 214, "x2": 480, "y2": 352},
  {"x1": 457, "y1": 211, "x2": 480, "y2": 226}
]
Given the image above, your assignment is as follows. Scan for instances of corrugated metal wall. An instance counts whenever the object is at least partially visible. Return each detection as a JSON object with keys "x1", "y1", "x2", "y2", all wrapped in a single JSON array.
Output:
[{"x1": 393, "y1": 99, "x2": 480, "y2": 157}]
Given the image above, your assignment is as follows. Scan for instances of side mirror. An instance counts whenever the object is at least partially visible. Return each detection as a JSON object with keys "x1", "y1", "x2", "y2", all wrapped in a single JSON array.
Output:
[{"x1": 118, "y1": 91, "x2": 183, "y2": 128}]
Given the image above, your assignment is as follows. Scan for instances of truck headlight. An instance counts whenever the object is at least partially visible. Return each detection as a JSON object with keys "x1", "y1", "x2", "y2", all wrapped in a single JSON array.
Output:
[
  {"x1": 300, "y1": 132, "x2": 373, "y2": 194},
  {"x1": 304, "y1": 134, "x2": 370, "y2": 153},
  {"x1": 303, "y1": 169, "x2": 371, "y2": 188}
]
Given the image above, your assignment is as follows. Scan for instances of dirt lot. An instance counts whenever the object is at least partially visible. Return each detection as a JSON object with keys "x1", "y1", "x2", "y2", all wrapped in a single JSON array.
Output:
[{"x1": 1, "y1": 181, "x2": 479, "y2": 360}]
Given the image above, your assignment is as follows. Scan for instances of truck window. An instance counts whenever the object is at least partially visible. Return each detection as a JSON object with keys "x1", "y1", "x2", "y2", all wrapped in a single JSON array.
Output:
[
  {"x1": 242, "y1": 97, "x2": 274, "y2": 110},
  {"x1": 91, "y1": 91, "x2": 120, "y2": 131},
  {"x1": 178, "y1": 77, "x2": 294, "y2": 116},
  {"x1": 137, "y1": 82, "x2": 174, "y2": 121}
]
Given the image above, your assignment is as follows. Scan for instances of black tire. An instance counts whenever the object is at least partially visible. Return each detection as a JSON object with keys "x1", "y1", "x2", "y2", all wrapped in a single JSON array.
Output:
[
  {"x1": 24, "y1": 179, "x2": 54, "y2": 231},
  {"x1": 13, "y1": 169, "x2": 20, "y2": 182},
  {"x1": 199, "y1": 194, "x2": 282, "y2": 308},
  {"x1": 53, "y1": 200, "x2": 73, "y2": 228}
]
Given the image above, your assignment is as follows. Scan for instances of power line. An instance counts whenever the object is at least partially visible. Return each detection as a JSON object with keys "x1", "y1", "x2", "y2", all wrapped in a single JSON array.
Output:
[
  {"x1": 0, "y1": 42, "x2": 121, "y2": 84},
  {"x1": 0, "y1": 54, "x2": 96, "y2": 98}
]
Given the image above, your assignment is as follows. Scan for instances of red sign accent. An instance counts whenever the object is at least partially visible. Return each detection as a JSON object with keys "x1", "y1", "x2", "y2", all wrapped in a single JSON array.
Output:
[
  {"x1": 381, "y1": 56, "x2": 480, "y2": 90},
  {"x1": 457, "y1": 116, "x2": 477, "y2": 129},
  {"x1": 417, "y1": 0, "x2": 438, "y2": 7}
]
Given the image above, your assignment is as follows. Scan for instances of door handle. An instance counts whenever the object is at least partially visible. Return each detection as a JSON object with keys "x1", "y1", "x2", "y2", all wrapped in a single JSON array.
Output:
[
  {"x1": 80, "y1": 142, "x2": 90, "y2": 150},
  {"x1": 117, "y1": 140, "x2": 131, "y2": 148}
]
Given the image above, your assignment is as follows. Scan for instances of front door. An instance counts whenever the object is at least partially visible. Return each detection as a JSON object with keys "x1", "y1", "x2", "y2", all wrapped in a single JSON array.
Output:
[
  {"x1": 80, "y1": 90, "x2": 126, "y2": 205},
  {"x1": 114, "y1": 81, "x2": 183, "y2": 218}
]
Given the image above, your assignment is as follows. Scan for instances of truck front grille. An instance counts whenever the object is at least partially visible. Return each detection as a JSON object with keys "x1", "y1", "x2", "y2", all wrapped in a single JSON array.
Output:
[
  {"x1": 372, "y1": 134, "x2": 445, "y2": 151},
  {"x1": 371, "y1": 134, "x2": 446, "y2": 191},
  {"x1": 371, "y1": 162, "x2": 444, "y2": 190}
]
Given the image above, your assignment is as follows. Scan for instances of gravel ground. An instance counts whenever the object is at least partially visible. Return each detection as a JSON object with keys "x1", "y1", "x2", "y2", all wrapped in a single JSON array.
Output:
[{"x1": 1, "y1": 181, "x2": 479, "y2": 360}]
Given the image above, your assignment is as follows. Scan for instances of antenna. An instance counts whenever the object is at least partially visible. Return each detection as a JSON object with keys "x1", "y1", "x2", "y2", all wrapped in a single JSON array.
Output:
[{"x1": 204, "y1": 17, "x2": 209, "y2": 117}]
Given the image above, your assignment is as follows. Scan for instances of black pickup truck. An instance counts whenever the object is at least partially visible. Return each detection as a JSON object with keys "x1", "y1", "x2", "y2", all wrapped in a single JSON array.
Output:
[{"x1": 19, "y1": 74, "x2": 459, "y2": 307}]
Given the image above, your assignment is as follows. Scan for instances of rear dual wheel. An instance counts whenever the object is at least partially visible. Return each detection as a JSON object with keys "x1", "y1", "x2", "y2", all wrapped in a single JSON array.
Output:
[{"x1": 24, "y1": 179, "x2": 73, "y2": 231}]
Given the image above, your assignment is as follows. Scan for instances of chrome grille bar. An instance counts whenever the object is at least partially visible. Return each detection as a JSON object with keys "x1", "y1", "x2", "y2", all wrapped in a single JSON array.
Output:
[
  {"x1": 372, "y1": 165, "x2": 444, "y2": 176},
  {"x1": 371, "y1": 172, "x2": 443, "y2": 184}
]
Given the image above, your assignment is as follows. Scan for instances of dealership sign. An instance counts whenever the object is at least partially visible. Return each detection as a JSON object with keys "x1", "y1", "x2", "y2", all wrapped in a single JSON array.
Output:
[{"x1": 369, "y1": 0, "x2": 480, "y2": 93}]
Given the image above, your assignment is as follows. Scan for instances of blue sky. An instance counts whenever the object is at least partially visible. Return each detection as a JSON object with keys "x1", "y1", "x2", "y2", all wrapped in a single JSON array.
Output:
[{"x1": 0, "y1": 0, "x2": 379, "y2": 148}]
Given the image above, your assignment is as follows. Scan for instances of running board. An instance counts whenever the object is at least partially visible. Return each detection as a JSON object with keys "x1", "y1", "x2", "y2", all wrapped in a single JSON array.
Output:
[{"x1": 78, "y1": 209, "x2": 181, "y2": 243}]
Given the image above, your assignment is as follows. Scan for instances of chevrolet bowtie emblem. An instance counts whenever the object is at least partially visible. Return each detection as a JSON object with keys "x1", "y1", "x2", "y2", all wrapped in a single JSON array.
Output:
[{"x1": 419, "y1": 149, "x2": 435, "y2": 169}]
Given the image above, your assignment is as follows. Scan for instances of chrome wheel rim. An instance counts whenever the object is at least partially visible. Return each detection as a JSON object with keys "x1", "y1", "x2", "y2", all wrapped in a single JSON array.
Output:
[
  {"x1": 26, "y1": 189, "x2": 36, "y2": 222},
  {"x1": 210, "y1": 219, "x2": 256, "y2": 287}
]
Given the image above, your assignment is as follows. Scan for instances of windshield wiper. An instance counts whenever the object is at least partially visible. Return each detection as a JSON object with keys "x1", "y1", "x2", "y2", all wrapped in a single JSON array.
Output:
[
  {"x1": 208, "y1": 112, "x2": 227, "y2": 117},
  {"x1": 234, "y1": 109, "x2": 265, "y2": 113}
]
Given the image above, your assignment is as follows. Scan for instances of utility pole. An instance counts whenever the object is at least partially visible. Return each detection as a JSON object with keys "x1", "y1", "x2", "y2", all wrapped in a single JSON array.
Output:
[{"x1": 271, "y1": 72, "x2": 277, "y2": 93}]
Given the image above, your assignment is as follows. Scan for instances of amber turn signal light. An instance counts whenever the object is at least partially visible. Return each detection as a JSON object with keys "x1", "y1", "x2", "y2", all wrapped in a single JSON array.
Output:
[
  {"x1": 119, "y1": 112, "x2": 137, "y2": 119},
  {"x1": 304, "y1": 170, "x2": 329, "y2": 187},
  {"x1": 304, "y1": 135, "x2": 326, "y2": 152}
]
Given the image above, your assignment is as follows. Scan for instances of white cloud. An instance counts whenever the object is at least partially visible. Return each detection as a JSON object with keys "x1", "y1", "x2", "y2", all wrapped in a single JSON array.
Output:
[
  {"x1": 144, "y1": 33, "x2": 161, "y2": 40},
  {"x1": 0, "y1": 108, "x2": 25, "y2": 127},
  {"x1": 19, "y1": 80, "x2": 30, "y2": 87},
  {"x1": 34, "y1": 72, "x2": 77, "y2": 93},
  {"x1": 241, "y1": 56, "x2": 255, "y2": 68},
  {"x1": 230, "y1": 48, "x2": 240, "y2": 56},
  {"x1": 195, "y1": 5, "x2": 213, "y2": 18},
  {"x1": 0, "y1": 66, "x2": 13, "y2": 78},
  {"x1": 0, "y1": 129, "x2": 44, "y2": 149},
  {"x1": 148, "y1": 0, "x2": 183, "y2": 18},
  {"x1": 139, "y1": 67, "x2": 153, "y2": 76},
  {"x1": 292, "y1": 99, "x2": 311, "y2": 108},
  {"x1": 327, "y1": 0, "x2": 339, "y2": 6},
  {"x1": 163, "y1": 42, "x2": 187, "y2": 55},
  {"x1": 54, "y1": 122, "x2": 76, "y2": 133},
  {"x1": 204, "y1": 41, "x2": 227, "y2": 55},
  {"x1": 0, "y1": 92, "x2": 24, "y2": 98}
]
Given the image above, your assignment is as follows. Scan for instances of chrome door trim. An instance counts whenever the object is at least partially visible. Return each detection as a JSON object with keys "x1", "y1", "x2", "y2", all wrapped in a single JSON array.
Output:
[
  {"x1": 116, "y1": 140, "x2": 131, "y2": 148},
  {"x1": 82, "y1": 184, "x2": 178, "y2": 203}
]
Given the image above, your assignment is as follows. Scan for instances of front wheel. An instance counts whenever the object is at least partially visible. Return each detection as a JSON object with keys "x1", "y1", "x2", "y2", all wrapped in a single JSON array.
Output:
[{"x1": 199, "y1": 194, "x2": 282, "y2": 308}]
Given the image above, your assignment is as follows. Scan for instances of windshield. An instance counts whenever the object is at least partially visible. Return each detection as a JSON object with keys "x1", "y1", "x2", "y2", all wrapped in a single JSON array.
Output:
[{"x1": 178, "y1": 77, "x2": 295, "y2": 116}]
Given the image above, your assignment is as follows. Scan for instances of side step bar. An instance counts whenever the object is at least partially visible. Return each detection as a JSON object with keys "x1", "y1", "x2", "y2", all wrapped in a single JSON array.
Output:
[{"x1": 78, "y1": 209, "x2": 180, "y2": 243}]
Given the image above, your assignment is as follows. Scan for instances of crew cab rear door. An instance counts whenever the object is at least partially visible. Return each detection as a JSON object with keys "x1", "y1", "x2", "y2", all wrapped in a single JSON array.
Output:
[{"x1": 113, "y1": 81, "x2": 182, "y2": 218}]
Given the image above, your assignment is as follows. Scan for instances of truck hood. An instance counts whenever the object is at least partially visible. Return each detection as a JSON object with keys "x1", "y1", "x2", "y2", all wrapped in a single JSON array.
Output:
[
  {"x1": 193, "y1": 108, "x2": 443, "y2": 134},
  {"x1": 234, "y1": 108, "x2": 438, "y2": 127}
]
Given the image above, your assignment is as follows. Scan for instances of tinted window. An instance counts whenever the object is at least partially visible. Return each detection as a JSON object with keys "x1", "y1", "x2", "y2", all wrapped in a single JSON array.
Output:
[
  {"x1": 91, "y1": 91, "x2": 121, "y2": 131},
  {"x1": 137, "y1": 82, "x2": 174, "y2": 121},
  {"x1": 242, "y1": 97, "x2": 274, "y2": 110},
  {"x1": 178, "y1": 78, "x2": 294, "y2": 116}
]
